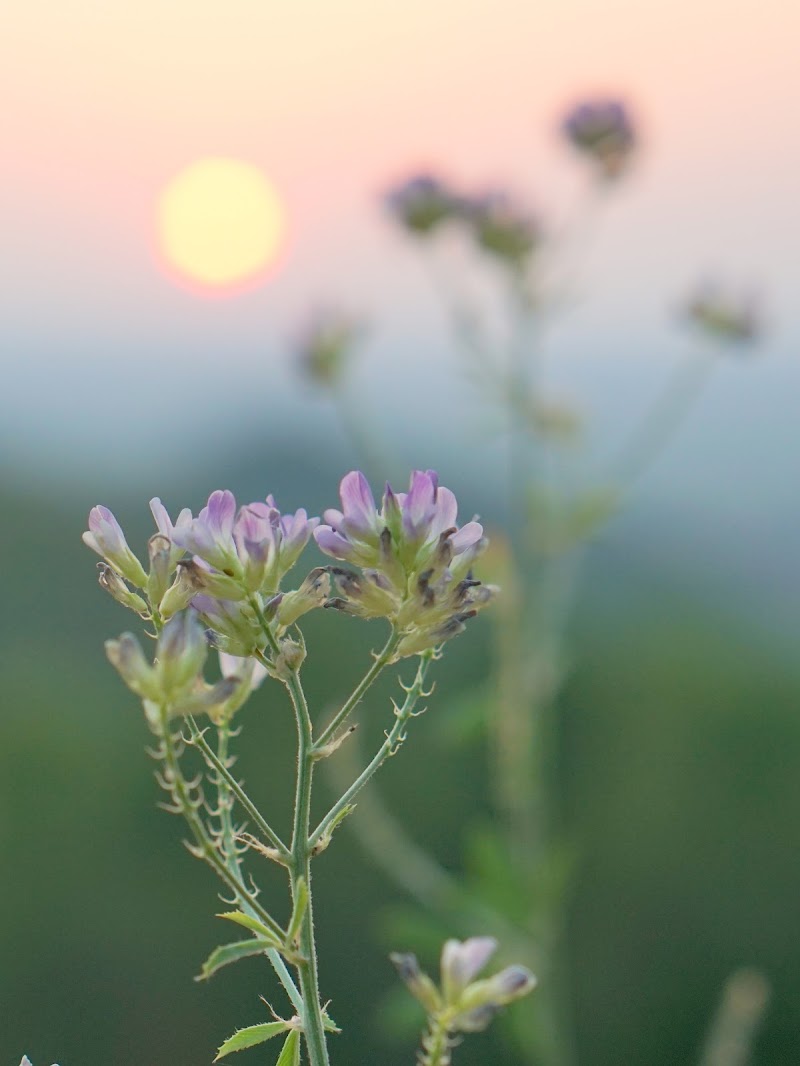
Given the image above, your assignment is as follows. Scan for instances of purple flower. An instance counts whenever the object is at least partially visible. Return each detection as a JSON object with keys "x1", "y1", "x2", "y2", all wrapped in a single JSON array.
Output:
[
  {"x1": 83, "y1": 505, "x2": 148, "y2": 587},
  {"x1": 317, "y1": 470, "x2": 484, "y2": 575},
  {"x1": 316, "y1": 470, "x2": 493, "y2": 655},
  {"x1": 561, "y1": 98, "x2": 637, "y2": 178},
  {"x1": 385, "y1": 174, "x2": 462, "y2": 235},
  {"x1": 171, "y1": 490, "x2": 240, "y2": 575},
  {"x1": 150, "y1": 497, "x2": 193, "y2": 568},
  {"x1": 441, "y1": 937, "x2": 498, "y2": 1002}
]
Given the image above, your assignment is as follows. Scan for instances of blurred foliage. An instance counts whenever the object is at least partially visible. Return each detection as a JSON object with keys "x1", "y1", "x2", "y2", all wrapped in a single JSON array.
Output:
[{"x1": 2, "y1": 450, "x2": 799, "y2": 1065}]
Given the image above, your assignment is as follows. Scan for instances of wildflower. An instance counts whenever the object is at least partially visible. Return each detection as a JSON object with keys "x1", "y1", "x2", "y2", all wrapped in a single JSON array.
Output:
[
  {"x1": 561, "y1": 98, "x2": 637, "y2": 178},
  {"x1": 296, "y1": 310, "x2": 362, "y2": 386},
  {"x1": 315, "y1": 470, "x2": 494, "y2": 657},
  {"x1": 105, "y1": 611, "x2": 237, "y2": 724},
  {"x1": 385, "y1": 174, "x2": 462, "y2": 235},
  {"x1": 685, "y1": 284, "x2": 761, "y2": 345},
  {"x1": 461, "y1": 190, "x2": 542, "y2": 267},
  {"x1": 150, "y1": 497, "x2": 193, "y2": 569},
  {"x1": 391, "y1": 936, "x2": 535, "y2": 1036},
  {"x1": 83, "y1": 505, "x2": 148, "y2": 587},
  {"x1": 172, "y1": 491, "x2": 319, "y2": 595}
]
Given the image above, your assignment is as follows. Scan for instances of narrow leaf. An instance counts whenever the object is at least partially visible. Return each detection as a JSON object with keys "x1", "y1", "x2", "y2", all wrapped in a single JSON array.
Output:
[
  {"x1": 275, "y1": 1030, "x2": 301, "y2": 1066},
  {"x1": 196, "y1": 939, "x2": 273, "y2": 982},
  {"x1": 287, "y1": 877, "x2": 309, "y2": 944},
  {"x1": 217, "y1": 911, "x2": 282, "y2": 945},
  {"x1": 214, "y1": 1022, "x2": 288, "y2": 1060}
]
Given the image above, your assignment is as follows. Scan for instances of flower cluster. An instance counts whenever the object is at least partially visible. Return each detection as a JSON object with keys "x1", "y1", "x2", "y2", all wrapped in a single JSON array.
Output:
[
  {"x1": 561, "y1": 98, "x2": 637, "y2": 178},
  {"x1": 84, "y1": 471, "x2": 494, "y2": 714},
  {"x1": 462, "y1": 190, "x2": 542, "y2": 267},
  {"x1": 386, "y1": 175, "x2": 542, "y2": 269},
  {"x1": 83, "y1": 490, "x2": 325, "y2": 720},
  {"x1": 315, "y1": 470, "x2": 495, "y2": 659},
  {"x1": 392, "y1": 936, "x2": 535, "y2": 1038},
  {"x1": 685, "y1": 284, "x2": 761, "y2": 345},
  {"x1": 385, "y1": 175, "x2": 463, "y2": 235}
]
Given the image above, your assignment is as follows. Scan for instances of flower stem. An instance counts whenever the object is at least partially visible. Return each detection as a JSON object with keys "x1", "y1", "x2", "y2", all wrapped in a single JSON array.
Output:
[
  {"x1": 314, "y1": 628, "x2": 400, "y2": 750},
  {"x1": 186, "y1": 716, "x2": 290, "y2": 860},
  {"x1": 309, "y1": 653, "x2": 432, "y2": 850},
  {"x1": 285, "y1": 670, "x2": 331, "y2": 1066},
  {"x1": 419, "y1": 1015, "x2": 453, "y2": 1066},
  {"x1": 157, "y1": 709, "x2": 285, "y2": 944},
  {"x1": 214, "y1": 723, "x2": 303, "y2": 1016}
]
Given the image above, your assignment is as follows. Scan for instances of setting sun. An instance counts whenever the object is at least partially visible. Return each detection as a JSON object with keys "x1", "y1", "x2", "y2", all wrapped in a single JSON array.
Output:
[{"x1": 157, "y1": 158, "x2": 285, "y2": 292}]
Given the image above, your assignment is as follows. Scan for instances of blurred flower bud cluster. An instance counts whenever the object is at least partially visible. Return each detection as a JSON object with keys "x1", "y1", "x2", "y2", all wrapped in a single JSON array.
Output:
[
  {"x1": 392, "y1": 936, "x2": 535, "y2": 1047},
  {"x1": 685, "y1": 284, "x2": 762, "y2": 345},
  {"x1": 315, "y1": 470, "x2": 496, "y2": 659},
  {"x1": 296, "y1": 310, "x2": 363, "y2": 386},
  {"x1": 561, "y1": 98, "x2": 637, "y2": 178}
]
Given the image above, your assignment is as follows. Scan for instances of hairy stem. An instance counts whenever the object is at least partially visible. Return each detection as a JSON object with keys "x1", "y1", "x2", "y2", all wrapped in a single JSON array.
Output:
[
  {"x1": 157, "y1": 709, "x2": 285, "y2": 944},
  {"x1": 310, "y1": 653, "x2": 432, "y2": 849},
  {"x1": 314, "y1": 628, "x2": 400, "y2": 750},
  {"x1": 285, "y1": 670, "x2": 331, "y2": 1066},
  {"x1": 214, "y1": 723, "x2": 303, "y2": 1016}
]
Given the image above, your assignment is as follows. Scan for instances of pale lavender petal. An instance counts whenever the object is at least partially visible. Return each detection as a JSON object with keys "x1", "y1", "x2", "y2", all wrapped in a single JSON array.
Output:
[
  {"x1": 402, "y1": 470, "x2": 437, "y2": 538},
  {"x1": 204, "y1": 490, "x2": 237, "y2": 537},
  {"x1": 314, "y1": 526, "x2": 355, "y2": 560},
  {"x1": 339, "y1": 471, "x2": 377, "y2": 533},
  {"x1": 88, "y1": 505, "x2": 127, "y2": 555},
  {"x1": 430, "y1": 486, "x2": 458, "y2": 535},
  {"x1": 149, "y1": 497, "x2": 171, "y2": 535},
  {"x1": 450, "y1": 521, "x2": 484, "y2": 554},
  {"x1": 323, "y1": 508, "x2": 344, "y2": 530},
  {"x1": 442, "y1": 936, "x2": 497, "y2": 993}
]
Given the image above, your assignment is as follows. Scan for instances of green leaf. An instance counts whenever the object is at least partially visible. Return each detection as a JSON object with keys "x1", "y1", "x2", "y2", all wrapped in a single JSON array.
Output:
[
  {"x1": 214, "y1": 1022, "x2": 289, "y2": 1060},
  {"x1": 274, "y1": 1029, "x2": 301, "y2": 1066},
  {"x1": 196, "y1": 938, "x2": 273, "y2": 982},
  {"x1": 217, "y1": 911, "x2": 281, "y2": 946}
]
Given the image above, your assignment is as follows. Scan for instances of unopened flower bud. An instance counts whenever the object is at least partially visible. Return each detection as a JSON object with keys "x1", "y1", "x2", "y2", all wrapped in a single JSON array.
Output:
[
  {"x1": 390, "y1": 953, "x2": 442, "y2": 1015},
  {"x1": 155, "y1": 611, "x2": 208, "y2": 698},
  {"x1": 277, "y1": 568, "x2": 331, "y2": 627},
  {"x1": 105, "y1": 633, "x2": 160, "y2": 700},
  {"x1": 272, "y1": 637, "x2": 306, "y2": 681},
  {"x1": 83, "y1": 505, "x2": 148, "y2": 587},
  {"x1": 97, "y1": 563, "x2": 148, "y2": 615},
  {"x1": 147, "y1": 533, "x2": 173, "y2": 607},
  {"x1": 158, "y1": 566, "x2": 197, "y2": 620}
]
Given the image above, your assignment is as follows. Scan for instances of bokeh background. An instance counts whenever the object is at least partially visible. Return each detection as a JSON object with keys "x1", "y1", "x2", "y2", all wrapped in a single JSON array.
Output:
[{"x1": 2, "y1": 2, "x2": 799, "y2": 1064}]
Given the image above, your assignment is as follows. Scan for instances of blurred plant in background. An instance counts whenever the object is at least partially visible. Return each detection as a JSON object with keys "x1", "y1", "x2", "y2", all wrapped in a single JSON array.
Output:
[{"x1": 296, "y1": 98, "x2": 769, "y2": 1066}]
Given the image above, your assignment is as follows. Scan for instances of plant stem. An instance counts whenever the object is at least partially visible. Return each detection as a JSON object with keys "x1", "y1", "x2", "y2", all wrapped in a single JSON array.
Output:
[
  {"x1": 310, "y1": 653, "x2": 432, "y2": 849},
  {"x1": 187, "y1": 716, "x2": 290, "y2": 860},
  {"x1": 314, "y1": 629, "x2": 400, "y2": 750},
  {"x1": 285, "y1": 671, "x2": 331, "y2": 1066},
  {"x1": 157, "y1": 710, "x2": 285, "y2": 944},
  {"x1": 419, "y1": 1015, "x2": 452, "y2": 1066},
  {"x1": 214, "y1": 723, "x2": 304, "y2": 1017}
]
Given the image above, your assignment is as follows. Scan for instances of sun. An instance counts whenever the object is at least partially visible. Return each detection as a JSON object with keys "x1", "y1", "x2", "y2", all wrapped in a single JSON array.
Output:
[{"x1": 157, "y1": 158, "x2": 286, "y2": 292}]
